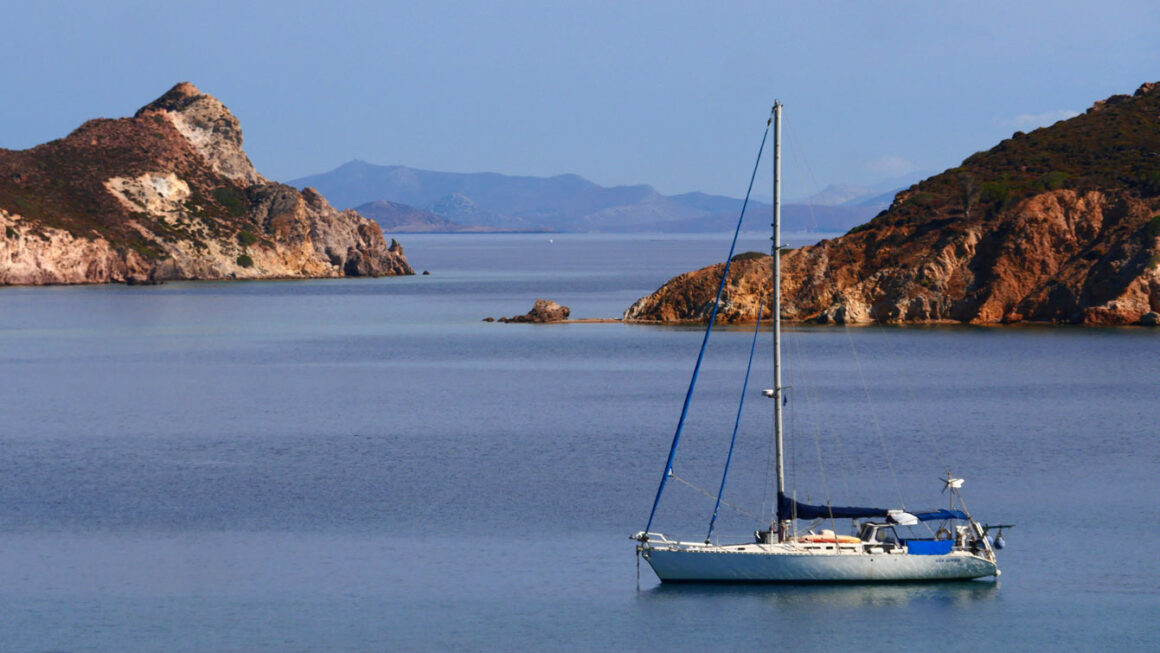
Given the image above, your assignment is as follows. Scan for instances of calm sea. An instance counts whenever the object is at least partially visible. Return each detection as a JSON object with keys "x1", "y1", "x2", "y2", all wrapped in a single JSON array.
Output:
[{"x1": 1, "y1": 233, "x2": 1157, "y2": 651}]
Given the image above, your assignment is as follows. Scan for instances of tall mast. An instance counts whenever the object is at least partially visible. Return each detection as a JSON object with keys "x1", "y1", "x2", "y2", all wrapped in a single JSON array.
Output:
[{"x1": 771, "y1": 101, "x2": 786, "y2": 542}]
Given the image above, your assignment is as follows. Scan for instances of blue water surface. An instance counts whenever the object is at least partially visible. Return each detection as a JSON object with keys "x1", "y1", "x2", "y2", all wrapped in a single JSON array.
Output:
[{"x1": 1, "y1": 233, "x2": 1157, "y2": 651}]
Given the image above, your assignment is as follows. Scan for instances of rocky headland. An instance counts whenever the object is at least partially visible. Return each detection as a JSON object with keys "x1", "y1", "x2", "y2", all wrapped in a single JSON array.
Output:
[
  {"x1": 1, "y1": 82, "x2": 412, "y2": 285},
  {"x1": 625, "y1": 83, "x2": 1160, "y2": 326}
]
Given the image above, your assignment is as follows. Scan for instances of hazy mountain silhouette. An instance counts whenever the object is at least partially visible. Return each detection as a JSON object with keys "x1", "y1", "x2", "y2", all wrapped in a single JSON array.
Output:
[{"x1": 290, "y1": 160, "x2": 876, "y2": 233}]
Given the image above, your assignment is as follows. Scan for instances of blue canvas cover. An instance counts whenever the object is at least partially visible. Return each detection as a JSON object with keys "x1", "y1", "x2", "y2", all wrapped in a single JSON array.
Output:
[
  {"x1": 778, "y1": 492, "x2": 888, "y2": 521},
  {"x1": 912, "y1": 509, "x2": 969, "y2": 522},
  {"x1": 905, "y1": 539, "x2": 954, "y2": 555},
  {"x1": 777, "y1": 494, "x2": 969, "y2": 524}
]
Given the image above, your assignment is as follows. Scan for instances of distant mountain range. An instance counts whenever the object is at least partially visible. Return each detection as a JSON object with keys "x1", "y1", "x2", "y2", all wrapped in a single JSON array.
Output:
[
  {"x1": 796, "y1": 174, "x2": 933, "y2": 211},
  {"x1": 289, "y1": 160, "x2": 882, "y2": 233}
]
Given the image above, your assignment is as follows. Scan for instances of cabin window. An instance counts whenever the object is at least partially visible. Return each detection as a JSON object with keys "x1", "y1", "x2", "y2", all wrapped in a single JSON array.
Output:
[{"x1": 876, "y1": 527, "x2": 898, "y2": 544}]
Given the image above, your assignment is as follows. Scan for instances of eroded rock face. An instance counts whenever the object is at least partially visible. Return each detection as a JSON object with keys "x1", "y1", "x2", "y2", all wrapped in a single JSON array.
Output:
[
  {"x1": 624, "y1": 257, "x2": 772, "y2": 324},
  {"x1": 624, "y1": 190, "x2": 1160, "y2": 326},
  {"x1": 1, "y1": 209, "x2": 148, "y2": 284},
  {"x1": 625, "y1": 82, "x2": 1160, "y2": 327},
  {"x1": 0, "y1": 82, "x2": 412, "y2": 285},
  {"x1": 499, "y1": 299, "x2": 571, "y2": 323},
  {"x1": 783, "y1": 190, "x2": 1160, "y2": 325}
]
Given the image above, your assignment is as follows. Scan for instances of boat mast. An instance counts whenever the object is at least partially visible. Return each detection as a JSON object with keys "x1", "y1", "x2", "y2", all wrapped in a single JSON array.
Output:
[{"x1": 771, "y1": 101, "x2": 787, "y2": 543}]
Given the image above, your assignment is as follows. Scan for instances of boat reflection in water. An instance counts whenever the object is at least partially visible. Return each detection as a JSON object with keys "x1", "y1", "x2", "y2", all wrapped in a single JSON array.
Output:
[{"x1": 643, "y1": 580, "x2": 1000, "y2": 608}]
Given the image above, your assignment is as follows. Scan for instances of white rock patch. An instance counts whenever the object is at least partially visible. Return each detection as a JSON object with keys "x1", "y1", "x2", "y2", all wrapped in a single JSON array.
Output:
[
  {"x1": 162, "y1": 99, "x2": 263, "y2": 185},
  {"x1": 104, "y1": 173, "x2": 191, "y2": 217},
  {"x1": 167, "y1": 111, "x2": 214, "y2": 158}
]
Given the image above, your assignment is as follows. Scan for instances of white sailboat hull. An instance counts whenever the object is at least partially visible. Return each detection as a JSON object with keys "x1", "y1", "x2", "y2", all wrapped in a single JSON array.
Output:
[{"x1": 642, "y1": 543, "x2": 997, "y2": 583}]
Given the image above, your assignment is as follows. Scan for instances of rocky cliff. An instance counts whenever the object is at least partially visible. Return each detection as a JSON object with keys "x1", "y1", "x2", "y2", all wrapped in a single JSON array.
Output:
[
  {"x1": 1, "y1": 82, "x2": 412, "y2": 285},
  {"x1": 625, "y1": 83, "x2": 1160, "y2": 326}
]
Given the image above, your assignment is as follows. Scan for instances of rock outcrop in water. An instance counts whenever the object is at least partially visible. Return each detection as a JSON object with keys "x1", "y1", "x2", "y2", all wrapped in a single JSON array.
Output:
[
  {"x1": 499, "y1": 299, "x2": 571, "y2": 323},
  {"x1": 625, "y1": 83, "x2": 1160, "y2": 326},
  {"x1": 0, "y1": 82, "x2": 412, "y2": 285}
]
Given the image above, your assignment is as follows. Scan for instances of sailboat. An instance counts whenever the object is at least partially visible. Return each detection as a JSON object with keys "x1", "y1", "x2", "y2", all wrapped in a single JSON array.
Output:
[{"x1": 631, "y1": 102, "x2": 1005, "y2": 583}]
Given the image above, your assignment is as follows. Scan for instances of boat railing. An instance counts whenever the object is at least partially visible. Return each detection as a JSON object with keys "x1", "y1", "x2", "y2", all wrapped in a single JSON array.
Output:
[{"x1": 631, "y1": 531, "x2": 678, "y2": 546}]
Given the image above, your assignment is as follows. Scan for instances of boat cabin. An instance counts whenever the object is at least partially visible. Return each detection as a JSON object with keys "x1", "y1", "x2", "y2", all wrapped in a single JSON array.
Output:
[
  {"x1": 859, "y1": 520, "x2": 977, "y2": 555},
  {"x1": 858, "y1": 523, "x2": 898, "y2": 545}
]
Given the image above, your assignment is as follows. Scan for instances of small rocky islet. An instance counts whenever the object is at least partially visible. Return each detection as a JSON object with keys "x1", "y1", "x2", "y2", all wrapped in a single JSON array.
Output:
[
  {"x1": 487, "y1": 299, "x2": 571, "y2": 323},
  {"x1": 625, "y1": 82, "x2": 1160, "y2": 327}
]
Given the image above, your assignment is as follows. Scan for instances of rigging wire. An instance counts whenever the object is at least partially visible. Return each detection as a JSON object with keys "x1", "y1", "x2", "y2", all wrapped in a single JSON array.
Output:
[
  {"x1": 843, "y1": 328, "x2": 907, "y2": 509},
  {"x1": 871, "y1": 331, "x2": 952, "y2": 535},
  {"x1": 670, "y1": 472, "x2": 763, "y2": 524},
  {"x1": 792, "y1": 118, "x2": 945, "y2": 516},
  {"x1": 783, "y1": 126, "x2": 857, "y2": 509},
  {"x1": 759, "y1": 323, "x2": 775, "y2": 528},
  {"x1": 785, "y1": 126, "x2": 824, "y2": 234},
  {"x1": 790, "y1": 329, "x2": 853, "y2": 506},
  {"x1": 789, "y1": 121, "x2": 947, "y2": 514},
  {"x1": 781, "y1": 338, "x2": 792, "y2": 522},
  {"x1": 706, "y1": 304, "x2": 764, "y2": 542},
  {"x1": 786, "y1": 121, "x2": 906, "y2": 511},
  {"x1": 784, "y1": 128, "x2": 846, "y2": 511},
  {"x1": 808, "y1": 363, "x2": 835, "y2": 525},
  {"x1": 643, "y1": 113, "x2": 772, "y2": 534}
]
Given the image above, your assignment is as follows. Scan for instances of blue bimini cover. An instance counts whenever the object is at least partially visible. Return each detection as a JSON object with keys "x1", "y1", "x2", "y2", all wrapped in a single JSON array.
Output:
[
  {"x1": 911, "y1": 509, "x2": 969, "y2": 522},
  {"x1": 905, "y1": 539, "x2": 954, "y2": 555}
]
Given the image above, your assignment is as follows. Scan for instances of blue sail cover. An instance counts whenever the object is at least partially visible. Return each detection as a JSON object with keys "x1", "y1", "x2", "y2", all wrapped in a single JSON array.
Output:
[
  {"x1": 777, "y1": 493, "x2": 969, "y2": 522},
  {"x1": 778, "y1": 493, "x2": 888, "y2": 521}
]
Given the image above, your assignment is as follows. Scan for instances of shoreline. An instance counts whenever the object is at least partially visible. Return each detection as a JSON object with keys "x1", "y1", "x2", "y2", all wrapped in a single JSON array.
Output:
[{"x1": 547, "y1": 317, "x2": 1159, "y2": 328}]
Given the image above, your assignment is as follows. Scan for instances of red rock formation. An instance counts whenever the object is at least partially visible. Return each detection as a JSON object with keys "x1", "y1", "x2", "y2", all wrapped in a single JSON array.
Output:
[
  {"x1": 625, "y1": 83, "x2": 1160, "y2": 326},
  {"x1": 624, "y1": 256, "x2": 773, "y2": 324},
  {"x1": 1, "y1": 82, "x2": 412, "y2": 285},
  {"x1": 499, "y1": 299, "x2": 571, "y2": 323}
]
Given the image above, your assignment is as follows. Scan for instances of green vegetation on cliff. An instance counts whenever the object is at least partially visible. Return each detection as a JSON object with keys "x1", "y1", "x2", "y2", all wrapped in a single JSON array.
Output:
[{"x1": 867, "y1": 82, "x2": 1160, "y2": 233}]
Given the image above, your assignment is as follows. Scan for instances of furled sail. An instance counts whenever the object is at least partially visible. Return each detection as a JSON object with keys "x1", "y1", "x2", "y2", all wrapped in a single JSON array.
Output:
[
  {"x1": 778, "y1": 492, "x2": 888, "y2": 521},
  {"x1": 777, "y1": 493, "x2": 968, "y2": 523}
]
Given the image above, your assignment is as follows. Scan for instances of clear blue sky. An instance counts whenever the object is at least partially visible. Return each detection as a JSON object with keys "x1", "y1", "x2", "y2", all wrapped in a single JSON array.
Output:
[{"x1": 2, "y1": 1, "x2": 1157, "y2": 200}]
